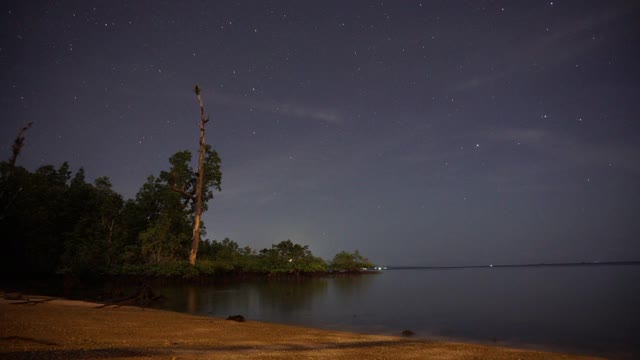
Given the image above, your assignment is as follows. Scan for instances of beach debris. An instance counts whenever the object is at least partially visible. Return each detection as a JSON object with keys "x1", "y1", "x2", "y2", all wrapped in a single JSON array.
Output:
[
  {"x1": 226, "y1": 314, "x2": 246, "y2": 322},
  {"x1": 4, "y1": 292, "x2": 23, "y2": 300},
  {"x1": 9, "y1": 298, "x2": 55, "y2": 305},
  {"x1": 3, "y1": 292, "x2": 56, "y2": 305},
  {"x1": 401, "y1": 330, "x2": 415, "y2": 337},
  {"x1": 96, "y1": 283, "x2": 165, "y2": 309}
]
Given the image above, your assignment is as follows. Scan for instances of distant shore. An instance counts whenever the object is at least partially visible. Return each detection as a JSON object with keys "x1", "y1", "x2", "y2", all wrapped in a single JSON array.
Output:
[
  {"x1": 386, "y1": 260, "x2": 640, "y2": 270},
  {"x1": 1, "y1": 294, "x2": 605, "y2": 360}
]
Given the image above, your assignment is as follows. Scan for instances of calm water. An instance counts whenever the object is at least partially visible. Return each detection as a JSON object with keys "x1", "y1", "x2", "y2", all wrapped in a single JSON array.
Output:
[{"x1": 150, "y1": 265, "x2": 640, "y2": 358}]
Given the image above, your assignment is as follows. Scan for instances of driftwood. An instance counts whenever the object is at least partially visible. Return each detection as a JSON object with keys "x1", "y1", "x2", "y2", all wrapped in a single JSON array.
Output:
[
  {"x1": 226, "y1": 315, "x2": 246, "y2": 322},
  {"x1": 4, "y1": 293, "x2": 56, "y2": 305},
  {"x1": 8, "y1": 298, "x2": 55, "y2": 306},
  {"x1": 401, "y1": 330, "x2": 415, "y2": 337},
  {"x1": 96, "y1": 284, "x2": 165, "y2": 309}
]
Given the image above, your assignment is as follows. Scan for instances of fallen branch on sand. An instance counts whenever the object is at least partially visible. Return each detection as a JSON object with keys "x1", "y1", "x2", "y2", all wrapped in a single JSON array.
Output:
[
  {"x1": 4, "y1": 293, "x2": 56, "y2": 305},
  {"x1": 96, "y1": 284, "x2": 165, "y2": 309}
]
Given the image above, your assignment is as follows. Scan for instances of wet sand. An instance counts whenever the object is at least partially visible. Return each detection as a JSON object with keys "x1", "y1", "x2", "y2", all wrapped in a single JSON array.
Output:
[{"x1": 0, "y1": 296, "x2": 604, "y2": 359}]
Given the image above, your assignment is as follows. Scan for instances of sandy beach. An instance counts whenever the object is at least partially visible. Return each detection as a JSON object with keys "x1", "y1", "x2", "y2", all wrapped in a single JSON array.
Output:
[{"x1": 0, "y1": 295, "x2": 604, "y2": 359}]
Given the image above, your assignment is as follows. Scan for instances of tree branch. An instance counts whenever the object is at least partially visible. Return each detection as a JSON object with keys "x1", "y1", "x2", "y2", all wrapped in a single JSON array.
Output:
[
  {"x1": 170, "y1": 172, "x2": 194, "y2": 201},
  {"x1": 8, "y1": 122, "x2": 33, "y2": 172}
]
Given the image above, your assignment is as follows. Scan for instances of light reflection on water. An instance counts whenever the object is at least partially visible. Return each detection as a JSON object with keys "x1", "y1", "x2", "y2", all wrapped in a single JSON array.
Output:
[{"x1": 151, "y1": 265, "x2": 640, "y2": 358}]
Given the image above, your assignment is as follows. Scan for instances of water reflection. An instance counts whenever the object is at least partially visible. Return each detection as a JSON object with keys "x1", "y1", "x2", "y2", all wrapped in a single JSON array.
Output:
[
  {"x1": 187, "y1": 286, "x2": 197, "y2": 314},
  {"x1": 331, "y1": 274, "x2": 376, "y2": 297},
  {"x1": 155, "y1": 278, "x2": 330, "y2": 323},
  {"x1": 148, "y1": 266, "x2": 639, "y2": 358},
  {"x1": 252, "y1": 278, "x2": 328, "y2": 314}
]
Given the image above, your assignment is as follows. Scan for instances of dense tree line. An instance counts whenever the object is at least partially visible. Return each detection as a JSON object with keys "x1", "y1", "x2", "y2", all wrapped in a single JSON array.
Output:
[{"x1": 0, "y1": 155, "x2": 373, "y2": 278}]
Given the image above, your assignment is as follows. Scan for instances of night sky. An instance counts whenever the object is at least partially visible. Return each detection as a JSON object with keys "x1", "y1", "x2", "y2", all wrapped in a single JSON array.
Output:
[{"x1": 2, "y1": 1, "x2": 639, "y2": 266}]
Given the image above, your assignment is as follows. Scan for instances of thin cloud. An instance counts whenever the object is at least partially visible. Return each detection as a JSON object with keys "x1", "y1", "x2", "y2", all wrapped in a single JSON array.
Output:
[
  {"x1": 486, "y1": 128, "x2": 550, "y2": 144},
  {"x1": 208, "y1": 90, "x2": 342, "y2": 124},
  {"x1": 486, "y1": 127, "x2": 640, "y2": 174},
  {"x1": 453, "y1": 8, "x2": 627, "y2": 91},
  {"x1": 278, "y1": 103, "x2": 341, "y2": 124}
]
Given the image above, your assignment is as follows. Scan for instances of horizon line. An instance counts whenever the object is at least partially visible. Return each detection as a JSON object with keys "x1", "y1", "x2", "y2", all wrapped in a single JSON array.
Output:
[{"x1": 381, "y1": 260, "x2": 640, "y2": 270}]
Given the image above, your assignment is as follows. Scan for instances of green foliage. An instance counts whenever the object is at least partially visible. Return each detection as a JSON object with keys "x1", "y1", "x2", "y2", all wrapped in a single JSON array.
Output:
[
  {"x1": 0, "y1": 149, "x2": 374, "y2": 279},
  {"x1": 198, "y1": 237, "x2": 256, "y2": 271},
  {"x1": 1, "y1": 162, "x2": 89, "y2": 274},
  {"x1": 139, "y1": 213, "x2": 191, "y2": 264},
  {"x1": 194, "y1": 259, "x2": 233, "y2": 275},
  {"x1": 257, "y1": 240, "x2": 328, "y2": 274},
  {"x1": 60, "y1": 173, "x2": 125, "y2": 274},
  {"x1": 144, "y1": 261, "x2": 199, "y2": 277},
  {"x1": 131, "y1": 174, "x2": 192, "y2": 265},
  {"x1": 330, "y1": 250, "x2": 374, "y2": 271},
  {"x1": 111, "y1": 261, "x2": 199, "y2": 278},
  {"x1": 159, "y1": 146, "x2": 222, "y2": 213}
]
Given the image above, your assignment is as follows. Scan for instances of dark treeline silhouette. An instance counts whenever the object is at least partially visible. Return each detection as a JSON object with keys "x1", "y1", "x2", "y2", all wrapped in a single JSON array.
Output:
[{"x1": 0, "y1": 158, "x2": 373, "y2": 280}]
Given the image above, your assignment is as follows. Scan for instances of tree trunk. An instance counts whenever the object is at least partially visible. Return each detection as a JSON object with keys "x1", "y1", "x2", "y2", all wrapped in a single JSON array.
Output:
[
  {"x1": 8, "y1": 122, "x2": 33, "y2": 173},
  {"x1": 190, "y1": 85, "x2": 209, "y2": 266}
]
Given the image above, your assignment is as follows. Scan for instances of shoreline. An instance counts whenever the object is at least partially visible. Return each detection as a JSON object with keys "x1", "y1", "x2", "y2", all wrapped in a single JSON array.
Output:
[{"x1": 1, "y1": 295, "x2": 606, "y2": 359}]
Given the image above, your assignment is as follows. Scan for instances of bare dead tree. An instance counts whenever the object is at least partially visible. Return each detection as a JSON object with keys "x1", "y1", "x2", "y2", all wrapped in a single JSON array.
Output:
[
  {"x1": 1, "y1": 122, "x2": 33, "y2": 221},
  {"x1": 8, "y1": 122, "x2": 33, "y2": 173},
  {"x1": 190, "y1": 84, "x2": 210, "y2": 265}
]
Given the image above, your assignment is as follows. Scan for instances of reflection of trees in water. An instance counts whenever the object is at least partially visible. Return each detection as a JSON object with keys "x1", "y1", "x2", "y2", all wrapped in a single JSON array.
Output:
[
  {"x1": 187, "y1": 286, "x2": 197, "y2": 313},
  {"x1": 161, "y1": 279, "x2": 330, "y2": 318},
  {"x1": 253, "y1": 278, "x2": 329, "y2": 314},
  {"x1": 149, "y1": 284, "x2": 245, "y2": 315},
  {"x1": 205, "y1": 282, "x2": 253, "y2": 316},
  {"x1": 331, "y1": 275, "x2": 376, "y2": 298},
  {"x1": 154, "y1": 276, "x2": 376, "y2": 321},
  {"x1": 183, "y1": 282, "x2": 252, "y2": 316}
]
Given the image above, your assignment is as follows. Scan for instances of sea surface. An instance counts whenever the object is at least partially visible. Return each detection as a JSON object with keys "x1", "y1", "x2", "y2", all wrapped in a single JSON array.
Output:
[{"x1": 146, "y1": 264, "x2": 639, "y2": 359}]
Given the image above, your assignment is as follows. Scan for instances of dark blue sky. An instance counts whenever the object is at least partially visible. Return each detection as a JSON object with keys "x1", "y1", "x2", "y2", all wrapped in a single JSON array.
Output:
[{"x1": 1, "y1": 1, "x2": 639, "y2": 265}]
